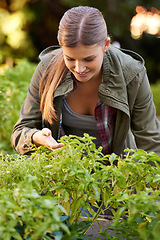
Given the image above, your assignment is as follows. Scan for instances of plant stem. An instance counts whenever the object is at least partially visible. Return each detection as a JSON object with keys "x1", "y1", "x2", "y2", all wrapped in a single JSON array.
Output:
[{"x1": 82, "y1": 201, "x2": 104, "y2": 234}]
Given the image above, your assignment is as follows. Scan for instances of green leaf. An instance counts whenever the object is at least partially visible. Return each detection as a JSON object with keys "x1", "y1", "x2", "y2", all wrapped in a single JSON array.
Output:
[
  {"x1": 153, "y1": 174, "x2": 160, "y2": 183},
  {"x1": 11, "y1": 230, "x2": 23, "y2": 240},
  {"x1": 91, "y1": 183, "x2": 100, "y2": 201},
  {"x1": 101, "y1": 188, "x2": 109, "y2": 205},
  {"x1": 138, "y1": 221, "x2": 148, "y2": 240},
  {"x1": 152, "y1": 220, "x2": 160, "y2": 240},
  {"x1": 61, "y1": 232, "x2": 79, "y2": 240}
]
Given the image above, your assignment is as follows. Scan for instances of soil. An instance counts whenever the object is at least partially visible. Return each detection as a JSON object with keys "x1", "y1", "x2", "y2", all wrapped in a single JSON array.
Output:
[{"x1": 85, "y1": 216, "x2": 115, "y2": 239}]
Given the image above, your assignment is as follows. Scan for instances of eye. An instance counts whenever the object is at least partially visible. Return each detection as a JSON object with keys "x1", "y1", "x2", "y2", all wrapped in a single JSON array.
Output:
[
  {"x1": 85, "y1": 57, "x2": 95, "y2": 62},
  {"x1": 66, "y1": 58, "x2": 75, "y2": 61}
]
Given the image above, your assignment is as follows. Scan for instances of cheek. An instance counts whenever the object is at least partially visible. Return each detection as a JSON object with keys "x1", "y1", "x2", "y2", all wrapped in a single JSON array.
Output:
[
  {"x1": 91, "y1": 60, "x2": 103, "y2": 71},
  {"x1": 64, "y1": 60, "x2": 74, "y2": 70},
  {"x1": 94, "y1": 57, "x2": 103, "y2": 70}
]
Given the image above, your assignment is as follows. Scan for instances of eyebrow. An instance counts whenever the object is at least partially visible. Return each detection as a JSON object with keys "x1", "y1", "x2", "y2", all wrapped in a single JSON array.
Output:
[{"x1": 64, "y1": 54, "x2": 96, "y2": 59}]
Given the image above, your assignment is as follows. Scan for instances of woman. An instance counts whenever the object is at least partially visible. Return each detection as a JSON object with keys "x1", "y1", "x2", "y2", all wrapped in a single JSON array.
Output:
[{"x1": 11, "y1": 6, "x2": 160, "y2": 156}]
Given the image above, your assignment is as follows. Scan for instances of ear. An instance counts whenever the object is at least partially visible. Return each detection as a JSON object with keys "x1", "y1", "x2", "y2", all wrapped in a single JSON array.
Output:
[{"x1": 103, "y1": 37, "x2": 110, "y2": 52}]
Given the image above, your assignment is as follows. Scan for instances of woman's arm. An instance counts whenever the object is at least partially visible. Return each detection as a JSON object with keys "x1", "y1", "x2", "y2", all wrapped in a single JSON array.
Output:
[
  {"x1": 131, "y1": 68, "x2": 160, "y2": 156},
  {"x1": 11, "y1": 61, "x2": 63, "y2": 154}
]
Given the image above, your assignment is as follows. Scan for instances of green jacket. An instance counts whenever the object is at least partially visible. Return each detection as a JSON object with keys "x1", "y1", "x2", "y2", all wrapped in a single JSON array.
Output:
[{"x1": 11, "y1": 45, "x2": 160, "y2": 155}]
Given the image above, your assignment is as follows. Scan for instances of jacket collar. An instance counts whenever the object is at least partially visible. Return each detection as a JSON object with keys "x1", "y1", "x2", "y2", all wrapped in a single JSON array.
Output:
[{"x1": 98, "y1": 45, "x2": 144, "y2": 116}]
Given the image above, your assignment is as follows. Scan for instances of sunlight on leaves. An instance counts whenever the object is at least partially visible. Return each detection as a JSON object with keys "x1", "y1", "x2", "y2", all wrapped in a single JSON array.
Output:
[{"x1": 0, "y1": 10, "x2": 26, "y2": 48}]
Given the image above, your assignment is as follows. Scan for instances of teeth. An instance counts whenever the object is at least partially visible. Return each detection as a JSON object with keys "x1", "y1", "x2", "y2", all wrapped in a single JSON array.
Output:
[{"x1": 77, "y1": 72, "x2": 87, "y2": 75}]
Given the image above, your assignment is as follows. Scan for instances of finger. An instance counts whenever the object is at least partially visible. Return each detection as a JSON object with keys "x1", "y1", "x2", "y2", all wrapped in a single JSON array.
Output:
[
  {"x1": 42, "y1": 128, "x2": 52, "y2": 136},
  {"x1": 47, "y1": 143, "x2": 64, "y2": 151},
  {"x1": 49, "y1": 142, "x2": 64, "y2": 150}
]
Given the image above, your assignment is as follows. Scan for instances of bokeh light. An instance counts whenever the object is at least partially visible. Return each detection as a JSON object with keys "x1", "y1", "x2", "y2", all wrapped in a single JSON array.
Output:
[
  {"x1": 130, "y1": 6, "x2": 160, "y2": 39},
  {"x1": 0, "y1": 10, "x2": 26, "y2": 48}
]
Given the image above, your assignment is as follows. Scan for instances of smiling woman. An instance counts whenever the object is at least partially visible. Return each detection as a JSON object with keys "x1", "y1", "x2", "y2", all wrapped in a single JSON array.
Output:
[{"x1": 11, "y1": 6, "x2": 160, "y2": 159}]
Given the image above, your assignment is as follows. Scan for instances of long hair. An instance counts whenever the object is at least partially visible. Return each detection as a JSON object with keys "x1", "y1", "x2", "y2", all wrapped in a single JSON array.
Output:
[{"x1": 39, "y1": 6, "x2": 108, "y2": 124}]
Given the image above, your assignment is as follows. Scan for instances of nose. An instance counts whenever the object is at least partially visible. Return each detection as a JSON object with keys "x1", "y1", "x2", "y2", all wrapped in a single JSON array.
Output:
[{"x1": 75, "y1": 61, "x2": 86, "y2": 73}]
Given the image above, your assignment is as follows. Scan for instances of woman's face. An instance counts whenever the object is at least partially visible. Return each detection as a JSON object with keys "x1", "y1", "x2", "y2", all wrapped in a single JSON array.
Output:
[{"x1": 62, "y1": 41, "x2": 109, "y2": 83}]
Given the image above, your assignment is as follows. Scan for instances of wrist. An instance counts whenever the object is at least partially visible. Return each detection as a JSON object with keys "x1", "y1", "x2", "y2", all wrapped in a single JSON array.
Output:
[{"x1": 31, "y1": 130, "x2": 40, "y2": 144}]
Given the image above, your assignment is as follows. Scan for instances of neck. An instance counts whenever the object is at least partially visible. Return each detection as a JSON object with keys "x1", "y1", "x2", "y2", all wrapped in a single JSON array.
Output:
[{"x1": 76, "y1": 71, "x2": 103, "y2": 94}]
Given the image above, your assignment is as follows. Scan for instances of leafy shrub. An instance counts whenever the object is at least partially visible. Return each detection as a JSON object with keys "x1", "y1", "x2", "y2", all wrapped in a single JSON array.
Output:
[
  {"x1": 0, "y1": 180, "x2": 70, "y2": 240},
  {"x1": 0, "y1": 134, "x2": 160, "y2": 239},
  {"x1": 0, "y1": 60, "x2": 37, "y2": 154}
]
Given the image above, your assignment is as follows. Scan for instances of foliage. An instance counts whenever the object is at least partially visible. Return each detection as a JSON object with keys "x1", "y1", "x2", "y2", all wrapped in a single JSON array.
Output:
[
  {"x1": 0, "y1": 179, "x2": 70, "y2": 240},
  {"x1": 0, "y1": 1, "x2": 37, "y2": 62},
  {"x1": 0, "y1": 59, "x2": 37, "y2": 154},
  {"x1": 98, "y1": 192, "x2": 160, "y2": 240},
  {"x1": 0, "y1": 134, "x2": 160, "y2": 239}
]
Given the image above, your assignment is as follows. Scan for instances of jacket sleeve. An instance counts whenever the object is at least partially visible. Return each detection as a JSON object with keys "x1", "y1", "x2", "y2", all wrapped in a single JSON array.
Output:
[
  {"x1": 11, "y1": 62, "x2": 44, "y2": 154},
  {"x1": 131, "y1": 68, "x2": 160, "y2": 156}
]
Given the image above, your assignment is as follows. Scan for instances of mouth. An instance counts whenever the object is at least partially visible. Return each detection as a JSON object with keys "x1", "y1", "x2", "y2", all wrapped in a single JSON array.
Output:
[{"x1": 75, "y1": 71, "x2": 90, "y2": 77}]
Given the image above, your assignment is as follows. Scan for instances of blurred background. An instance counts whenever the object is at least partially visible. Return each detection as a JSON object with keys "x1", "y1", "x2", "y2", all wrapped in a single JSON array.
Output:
[
  {"x1": 0, "y1": 0, "x2": 160, "y2": 82},
  {"x1": 0, "y1": 0, "x2": 160, "y2": 153}
]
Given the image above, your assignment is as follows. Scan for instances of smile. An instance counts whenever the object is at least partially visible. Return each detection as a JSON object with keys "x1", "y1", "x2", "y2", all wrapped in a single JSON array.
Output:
[{"x1": 75, "y1": 71, "x2": 90, "y2": 76}]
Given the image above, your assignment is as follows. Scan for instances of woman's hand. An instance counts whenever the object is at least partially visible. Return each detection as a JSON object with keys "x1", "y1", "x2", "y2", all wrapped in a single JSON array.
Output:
[{"x1": 32, "y1": 128, "x2": 64, "y2": 151}]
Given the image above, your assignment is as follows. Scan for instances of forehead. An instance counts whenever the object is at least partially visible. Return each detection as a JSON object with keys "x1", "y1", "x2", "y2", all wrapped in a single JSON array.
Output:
[{"x1": 62, "y1": 43, "x2": 103, "y2": 59}]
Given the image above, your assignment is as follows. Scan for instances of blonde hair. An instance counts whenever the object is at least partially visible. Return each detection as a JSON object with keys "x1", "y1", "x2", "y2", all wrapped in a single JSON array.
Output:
[{"x1": 40, "y1": 6, "x2": 108, "y2": 124}]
